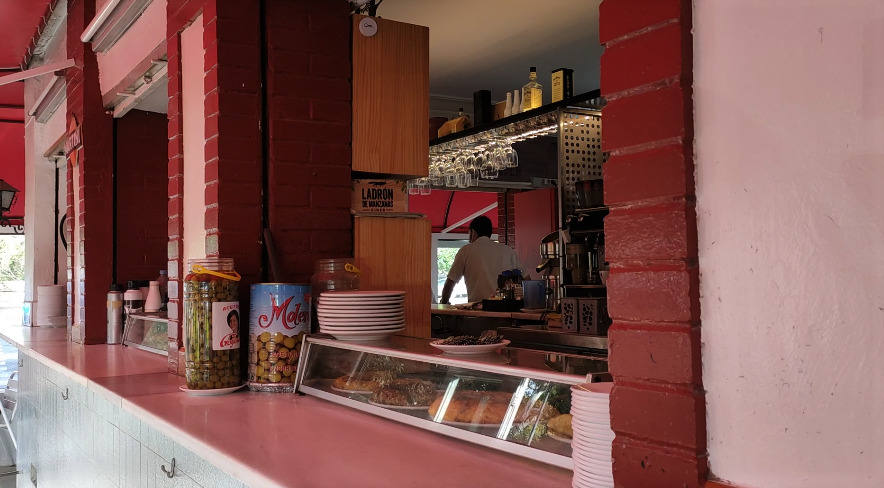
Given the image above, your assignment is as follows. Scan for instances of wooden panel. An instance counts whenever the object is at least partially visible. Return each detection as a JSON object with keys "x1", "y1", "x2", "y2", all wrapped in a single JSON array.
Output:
[
  {"x1": 352, "y1": 15, "x2": 429, "y2": 177},
  {"x1": 355, "y1": 216, "x2": 431, "y2": 338}
]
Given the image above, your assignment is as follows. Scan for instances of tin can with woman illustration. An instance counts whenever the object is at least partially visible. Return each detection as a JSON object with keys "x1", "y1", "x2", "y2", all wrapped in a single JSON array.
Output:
[{"x1": 248, "y1": 283, "x2": 311, "y2": 392}]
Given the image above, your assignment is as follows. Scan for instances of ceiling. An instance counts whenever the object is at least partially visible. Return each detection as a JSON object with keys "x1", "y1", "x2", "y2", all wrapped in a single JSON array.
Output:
[
  {"x1": 0, "y1": 0, "x2": 53, "y2": 124},
  {"x1": 134, "y1": 77, "x2": 169, "y2": 114},
  {"x1": 380, "y1": 0, "x2": 603, "y2": 102},
  {"x1": 0, "y1": 0, "x2": 51, "y2": 221}
]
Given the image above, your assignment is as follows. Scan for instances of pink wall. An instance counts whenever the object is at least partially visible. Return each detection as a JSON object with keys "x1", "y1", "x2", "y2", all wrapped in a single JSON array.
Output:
[
  {"x1": 96, "y1": 0, "x2": 166, "y2": 97},
  {"x1": 181, "y1": 15, "x2": 205, "y2": 263},
  {"x1": 0, "y1": 124, "x2": 25, "y2": 217},
  {"x1": 694, "y1": 1, "x2": 884, "y2": 487}
]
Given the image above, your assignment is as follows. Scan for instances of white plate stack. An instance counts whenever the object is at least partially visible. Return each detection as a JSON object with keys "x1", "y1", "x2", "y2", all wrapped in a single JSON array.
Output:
[
  {"x1": 571, "y1": 382, "x2": 614, "y2": 488},
  {"x1": 36, "y1": 285, "x2": 67, "y2": 328},
  {"x1": 317, "y1": 291, "x2": 406, "y2": 341}
]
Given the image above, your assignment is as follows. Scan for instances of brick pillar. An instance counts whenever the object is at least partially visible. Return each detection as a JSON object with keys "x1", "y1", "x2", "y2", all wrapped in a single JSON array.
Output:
[
  {"x1": 265, "y1": 0, "x2": 353, "y2": 282},
  {"x1": 497, "y1": 190, "x2": 516, "y2": 246},
  {"x1": 203, "y1": 0, "x2": 263, "y2": 285},
  {"x1": 66, "y1": 0, "x2": 115, "y2": 344},
  {"x1": 599, "y1": 1, "x2": 706, "y2": 487},
  {"x1": 166, "y1": 0, "x2": 264, "y2": 373},
  {"x1": 167, "y1": 0, "x2": 349, "y2": 373},
  {"x1": 166, "y1": 0, "x2": 202, "y2": 373}
]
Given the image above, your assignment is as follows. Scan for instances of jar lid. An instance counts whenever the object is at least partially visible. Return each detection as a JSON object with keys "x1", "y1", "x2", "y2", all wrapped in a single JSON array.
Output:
[{"x1": 123, "y1": 290, "x2": 143, "y2": 300}]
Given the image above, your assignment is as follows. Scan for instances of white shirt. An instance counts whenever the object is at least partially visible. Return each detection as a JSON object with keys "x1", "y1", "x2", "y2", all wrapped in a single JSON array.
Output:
[{"x1": 447, "y1": 237, "x2": 521, "y2": 302}]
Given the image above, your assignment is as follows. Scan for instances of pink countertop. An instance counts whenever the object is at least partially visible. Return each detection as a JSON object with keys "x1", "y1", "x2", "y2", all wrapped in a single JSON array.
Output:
[{"x1": 0, "y1": 322, "x2": 572, "y2": 488}]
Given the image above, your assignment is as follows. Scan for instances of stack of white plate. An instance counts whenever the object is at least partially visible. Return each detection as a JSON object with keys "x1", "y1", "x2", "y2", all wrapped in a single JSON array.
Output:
[
  {"x1": 571, "y1": 382, "x2": 614, "y2": 488},
  {"x1": 317, "y1": 291, "x2": 405, "y2": 341}
]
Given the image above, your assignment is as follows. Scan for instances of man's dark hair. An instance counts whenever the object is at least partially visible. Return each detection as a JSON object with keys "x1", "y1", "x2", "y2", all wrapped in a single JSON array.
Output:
[{"x1": 469, "y1": 216, "x2": 493, "y2": 238}]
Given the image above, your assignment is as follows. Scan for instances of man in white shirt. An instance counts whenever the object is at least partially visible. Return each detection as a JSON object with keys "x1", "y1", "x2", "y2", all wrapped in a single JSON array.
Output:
[{"x1": 440, "y1": 216, "x2": 521, "y2": 304}]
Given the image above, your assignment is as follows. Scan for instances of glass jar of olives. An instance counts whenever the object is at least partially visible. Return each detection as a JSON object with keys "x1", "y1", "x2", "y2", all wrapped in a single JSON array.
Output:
[
  {"x1": 310, "y1": 258, "x2": 360, "y2": 331},
  {"x1": 184, "y1": 258, "x2": 242, "y2": 390}
]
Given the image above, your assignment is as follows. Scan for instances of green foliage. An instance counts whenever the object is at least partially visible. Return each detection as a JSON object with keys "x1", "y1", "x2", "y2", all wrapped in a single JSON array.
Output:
[
  {"x1": 0, "y1": 236, "x2": 25, "y2": 282},
  {"x1": 437, "y1": 247, "x2": 459, "y2": 275}
]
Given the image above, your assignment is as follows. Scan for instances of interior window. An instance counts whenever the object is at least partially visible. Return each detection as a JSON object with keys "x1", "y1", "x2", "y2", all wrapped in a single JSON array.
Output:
[
  {"x1": 435, "y1": 237, "x2": 469, "y2": 304},
  {"x1": 432, "y1": 233, "x2": 499, "y2": 304}
]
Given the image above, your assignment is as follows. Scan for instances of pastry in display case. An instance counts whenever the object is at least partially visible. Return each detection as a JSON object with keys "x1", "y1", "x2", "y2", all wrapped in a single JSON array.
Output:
[{"x1": 294, "y1": 335, "x2": 609, "y2": 469}]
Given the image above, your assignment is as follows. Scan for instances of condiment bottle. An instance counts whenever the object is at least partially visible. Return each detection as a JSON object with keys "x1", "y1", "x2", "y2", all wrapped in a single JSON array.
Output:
[{"x1": 107, "y1": 285, "x2": 123, "y2": 344}]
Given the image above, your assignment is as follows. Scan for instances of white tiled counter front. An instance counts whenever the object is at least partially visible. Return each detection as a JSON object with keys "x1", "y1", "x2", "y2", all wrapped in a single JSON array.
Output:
[{"x1": 14, "y1": 352, "x2": 245, "y2": 488}]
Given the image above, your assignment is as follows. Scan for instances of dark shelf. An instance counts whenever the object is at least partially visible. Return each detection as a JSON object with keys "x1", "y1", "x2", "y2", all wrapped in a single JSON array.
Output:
[{"x1": 430, "y1": 90, "x2": 601, "y2": 147}]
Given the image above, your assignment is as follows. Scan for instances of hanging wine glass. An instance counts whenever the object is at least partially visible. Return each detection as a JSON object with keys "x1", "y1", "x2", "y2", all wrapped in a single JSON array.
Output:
[
  {"x1": 457, "y1": 170, "x2": 471, "y2": 188},
  {"x1": 429, "y1": 164, "x2": 443, "y2": 186},
  {"x1": 505, "y1": 145, "x2": 519, "y2": 168},
  {"x1": 418, "y1": 177, "x2": 432, "y2": 195},
  {"x1": 490, "y1": 144, "x2": 507, "y2": 171},
  {"x1": 471, "y1": 152, "x2": 484, "y2": 178},
  {"x1": 480, "y1": 158, "x2": 499, "y2": 179}
]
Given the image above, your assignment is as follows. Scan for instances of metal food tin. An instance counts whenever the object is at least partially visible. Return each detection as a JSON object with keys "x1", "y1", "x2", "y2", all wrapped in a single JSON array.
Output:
[{"x1": 248, "y1": 283, "x2": 311, "y2": 392}]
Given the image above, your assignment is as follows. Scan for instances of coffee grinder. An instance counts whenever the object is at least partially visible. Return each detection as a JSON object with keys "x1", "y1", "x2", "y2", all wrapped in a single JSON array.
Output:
[{"x1": 536, "y1": 231, "x2": 561, "y2": 310}]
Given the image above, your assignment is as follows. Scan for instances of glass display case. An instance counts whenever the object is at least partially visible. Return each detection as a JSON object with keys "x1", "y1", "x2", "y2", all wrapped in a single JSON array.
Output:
[
  {"x1": 122, "y1": 312, "x2": 169, "y2": 355},
  {"x1": 294, "y1": 335, "x2": 609, "y2": 469}
]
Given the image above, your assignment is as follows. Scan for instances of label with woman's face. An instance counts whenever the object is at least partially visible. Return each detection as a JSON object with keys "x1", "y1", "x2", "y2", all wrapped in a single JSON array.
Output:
[{"x1": 212, "y1": 301, "x2": 240, "y2": 350}]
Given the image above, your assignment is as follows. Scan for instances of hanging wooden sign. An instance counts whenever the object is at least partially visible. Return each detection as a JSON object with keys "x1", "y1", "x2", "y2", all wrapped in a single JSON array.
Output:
[
  {"x1": 352, "y1": 179, "x2": 408, "y2": 213},
  {"x1": 64, "y1": 115, "x2": 82, "y2": 166}
]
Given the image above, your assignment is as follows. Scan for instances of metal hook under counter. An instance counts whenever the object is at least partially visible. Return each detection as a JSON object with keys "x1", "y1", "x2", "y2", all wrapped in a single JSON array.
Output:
[{"x1": 161, "y1": 458, "x2": 176, "y2": 478}]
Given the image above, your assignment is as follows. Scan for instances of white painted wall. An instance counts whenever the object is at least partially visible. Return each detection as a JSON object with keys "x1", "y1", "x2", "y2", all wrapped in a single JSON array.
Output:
[
  {"x1": 181, "y1": 16, "x2": 206, "y2": 265},
  {"x1": 694, "y1": 1, "x2": 884, "y2": 487},
  {"x1": 23, "y1": 7, "x2": 68, "y2": 311},
  {"x1": 96, "y1": 0, "x2": 166, "y2": 98}
]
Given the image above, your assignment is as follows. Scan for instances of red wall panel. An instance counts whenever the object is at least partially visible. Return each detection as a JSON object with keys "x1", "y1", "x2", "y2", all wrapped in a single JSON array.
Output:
[
  {"x1": 265, "y1": 0, "x2": 353, "y2": 284},
  {"x1": 513, "y1": 188, "x2": 556, "y2": 276},
  {"x1": 599, "y1": 0, "x2": 704, "y2": 485},
  {"x1": 115, "y1": 110, "x2": 168, "y2": 283}
]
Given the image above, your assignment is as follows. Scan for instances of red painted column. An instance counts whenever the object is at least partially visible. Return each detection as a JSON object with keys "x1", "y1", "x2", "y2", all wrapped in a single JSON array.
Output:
[
  {"x1": 66, "y1": 0, "x2": 115, "y2": 344},
  {"x1": 165, "y1": 0, "x2": 351, "y2": 373},
  {"x1": 497, "y1": 190, "x2": 516, "y2": 246},
  {"x1": 165, "y1": 0, "x2": 264, "y2": 373},
  {"x1": 599, "y1": 1, "x2": 706, "y2": 486},
  {"x1": 165, "y1": 0, "x2": 202, "y2": 373},
  {"x1": 265, "y1": 0, "x2": 353, "y2": 283},
  {"x1": 202, "y1": 0, "x2": 263, "y2": 283}
]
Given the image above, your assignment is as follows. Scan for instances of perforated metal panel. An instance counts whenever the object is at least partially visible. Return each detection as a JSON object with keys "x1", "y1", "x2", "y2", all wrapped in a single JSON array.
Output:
[{"x1": 558, "y1": 109, "x2": 604, "y2": 220}]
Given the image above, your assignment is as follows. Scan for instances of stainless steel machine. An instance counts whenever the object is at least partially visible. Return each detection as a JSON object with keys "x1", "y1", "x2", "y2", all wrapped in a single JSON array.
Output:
[{"x1": 537, "y1": 231, "x2": 561, "y2": 310}]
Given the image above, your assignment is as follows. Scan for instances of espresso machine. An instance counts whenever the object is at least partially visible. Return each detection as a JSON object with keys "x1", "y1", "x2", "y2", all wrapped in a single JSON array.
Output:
[{"x1": 536, "y1": 231, "x2": 561, "y2": 310}]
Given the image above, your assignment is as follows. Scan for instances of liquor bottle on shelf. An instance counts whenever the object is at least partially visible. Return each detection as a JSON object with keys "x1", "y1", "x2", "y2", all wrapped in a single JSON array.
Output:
[
  {"x1": 512, "y1": 89, "x2": 521, "y2": 115},
  {"x1": 504, "y1": 92, "x2": 513, "y2": 117},
  {"x1": 521, "y1": 66, "x2": 543, "y2": 111},
  {"x1": 551, "y1": 68, "x2": 574, "y2": 103}
]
